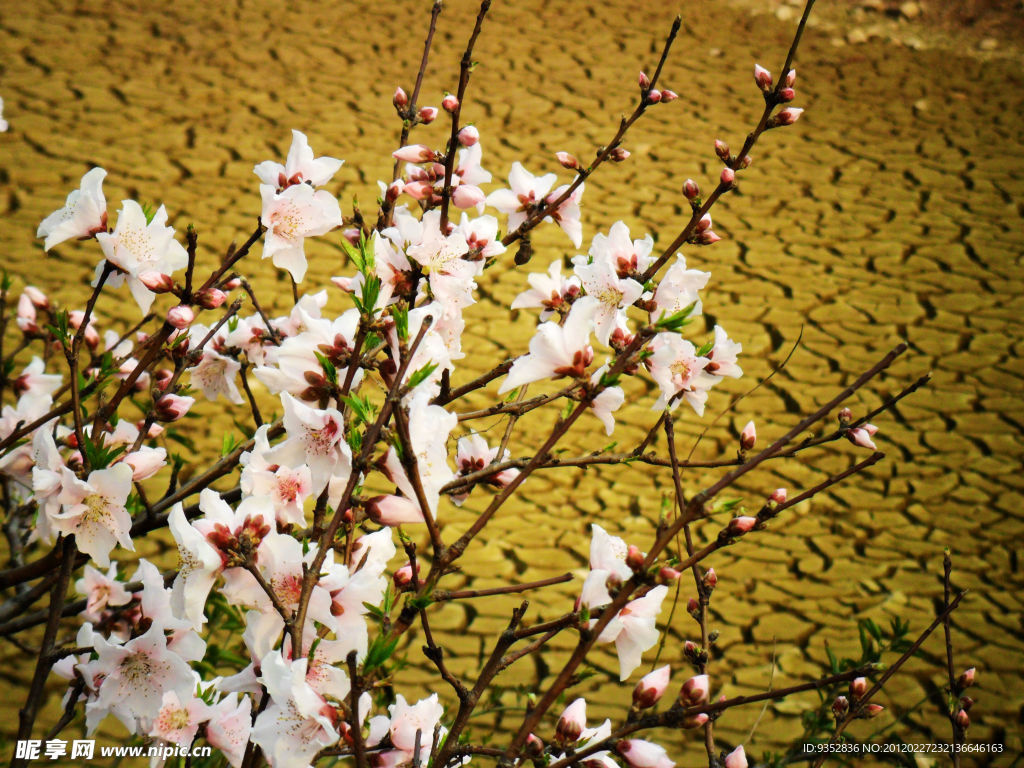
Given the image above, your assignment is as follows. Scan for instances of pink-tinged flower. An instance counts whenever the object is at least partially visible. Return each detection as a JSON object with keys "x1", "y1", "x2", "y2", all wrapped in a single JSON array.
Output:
[
  {"x1": 574, "y1": 250, "x2": 644, "y2": 345},
  {"x1": 267, "y1": 393, "x2": 350, "y2": 495},
  {"x1": 581, "y1": 524, "x2": 635, "y2": 609},
  {"x1": 68, "y1": 309, "x2": 100, "y2": 349},
  {"x1": 149, "y1": 690, "x2": 210, "y2": 746},
  {"x1": 75, "y1": 563, "x2": 131, "y2": 621},
  {"x1": 406, "y1": 209, "x2": 478, "y2": 311},
  {"x1": 260, "y1": 182, "x2": 343, "y2": 282},
  {"x1": 155, "y1": 393, "x2": 194, "y2": 422},
  {"x1": 456, "y1": 211, "x2": 506, "y2": 259},
  {"x1": 166, "y1": 304, "x2": 194, "y2": 329},
  {"x1": 740, "y1": 420, "x2": 756, "y2": 450},
  {"x1": 633, "y1": 665, "x2": 671, "y2": 709},
  {"x1": 546, "y1": 181, "x2": 585, "y2": 248},
  {"x1": 168, "y1": 501, "x2": 225, "y2": 629},
  {"x1": 590, "y1": 366, "x2": 625, "y2": 435},
  {"x1": 365, "y1": 494, "x2": 425, "y2": 526},
  {"x1": 239, "y1": 425, "x2": 314, "y2": 527},
  {"x1": 847, "y1": 424, "x2": 878, "y2": 450},
  {"x1": 190, "y1": 349, "x2": 243, "y2": 404},
  {"x1": 387, "y1": 693, "x2": 445, "y2": 764},
  {"x1": 596, "y1": 585, "x2": 669, "y2": 680},
  {"x1": 557, "y1": 697, "x2": 587, "y2": 743},
  {"x1": 647, "y1": 333, "x2": 714, "y2": 415},
  {"x1": 486, "y1": 161, "x2": 557, "y2": 236},
  {"x1": 13, "y1": 357, "x2": 61, "y2": 401},
  {"x1": 204, "y1": 693, "x2": 251, "y2": 768},
  {"x1": 754, "y1": 63, "x2": 773, "y2": 90},
  {"x1": 254, "y1": 129, "x2": 344, "y2": 191},
  {"x1": 680, "y1": 674, "x2": 710, "y2": 706},
  {"x1": 651, "y1": 255, "x2": 710, "y2": 322},
  {"x1": 452, "y1": 183, "x2": 485, "y2": 209},
  {"x1": 706, "y1": 325, "x2": 743, "y2": 378},
  {"x1": 455, "y1": 142, "x2": 492, "y2": 187},
  {"x1": 393, "y1": 144, "x2": 437, "y2": 163},
  {"x1": 37, "y1": 167, "x2": 108, "y2": 251},
  {"x1": 52, "y1": 463, "x2": 134, "y2": 567},
  {"x1": 500, "y1": 297, "x2": 596, "y2": 394},
  {"x1": 727, "y1": 516, "x2": 757, "y2": 536},
  {"x1": 724, "y1": 745, "x2": 748, "y2": 768},
  {"x1": 450, "y1": 433, "x2": 519, "y2": 506},
  {"x1": 510, "y1": 259, "x2": 582, "y2": 320},
  {"x1": 83, "y1": 620, "x2": 197, "y2": 732},
  {"x1": 96, "y1": 200, "x2": 189, "y2": 314},
  {"x1": 252, "y1": 651, "x2": 339, "y2": 768},
  {"x1": 617, "y1": 739, "x2": 675, "y2": 768}
]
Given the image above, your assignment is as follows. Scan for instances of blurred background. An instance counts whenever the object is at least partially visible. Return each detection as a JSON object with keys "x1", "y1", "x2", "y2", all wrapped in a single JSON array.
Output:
[{"x1": 0, "y1": 0, "x2": 1022, "y2": 763}]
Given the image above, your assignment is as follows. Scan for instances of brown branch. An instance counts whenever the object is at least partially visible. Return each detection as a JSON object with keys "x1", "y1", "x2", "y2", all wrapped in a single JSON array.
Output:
[{"x1": 433, "y1": 572, "x2": 573, "y2": 602}]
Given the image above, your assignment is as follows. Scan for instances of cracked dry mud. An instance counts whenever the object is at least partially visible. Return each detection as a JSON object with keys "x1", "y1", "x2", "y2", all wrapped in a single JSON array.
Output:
[{"x1": 1, "y1": 0, "x2": 1021, "y2": 761}]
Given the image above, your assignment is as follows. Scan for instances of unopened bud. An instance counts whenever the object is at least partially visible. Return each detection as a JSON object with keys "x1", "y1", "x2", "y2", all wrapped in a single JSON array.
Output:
[
  {"x1": 23, "y1": 286, "x2": 49, "y2": 308},
  {"x1": 727, "y1": 516, "x2": 757, "y2": 536},
  {"x1": 698, "y1": 231, "x2": 722, "y2": 245},
  {"x1": 196, "y1": 288, "x2": 227, "y2": 309},
  {"x1": 724, "y1": 746, "x2": 748, "y2": 768},
  {"x1": 457, "y1": 125, "x2": 479, "y2": 147},
  {"x1": 646, "y1": 89, "x2": 662, "y2": 104},
  {"x1": 849, "y1": 677, "x2": 868, "y2": 700},
  {"x1": 846, "y1": 426, "x2": 877, "y2": 450},
  {"x1": 739, "y1": 155, "x2": 753, "y2": 168},
  {"x1": 525, "y1": 734, "x2": 544, "y2": 757},
  {"x1": 166, "y1": 305, "x2": 194, "y2": 329},
  {"x1": 740, "y1": 420, "x2": 756, "y2": 450},
  {"x1": 660, "y1": 89, "x2": 678, "y2": 102},
  {"x1": 556, "y1": 698, "x2": 586, "y2": 743},
  {"x1": 393, "y1": 563, "x2": 416, "y2": 589},
  {"x1": 720, "y1": 167, "x2": 736, "y2": 186},
  {"x1": 658, "y1": 566, "x2": 681, "y2": 584},
  {"x1": 838, "y1": 407, "x2": 852, "y2": 423},
  {"x1": 404, "y1": 181, "x2": 433, "y2": 200},
  {"x1": 386, "y1": 180, "x2": 405, "y2": 203},
  {"x1": 625, "y1": 544, "x2": 645, "y2": 571},
  {"x1": 679, "y1": 674, "x2": 709, "y2": 706},
  {"x1": 702, "y1": 568, "x2": 718, "y2": 590},
  {"x1": 633, "y1": 665, "x2": 670, "y2": 709},
  {"x1": 696, "y1": 213, "x2": 713, "y2": 233},
  {"x1": 784, "y1": 68, "x2": 796, "y2": 88},
  {"x1": 770, "y1": 488, "x2": 787, "y2": 505},
  {"x1": 682, "y1": 713, "x2": 709, "y2": 729},
  {"x1": 418, "y1": 106, "x2": 438, "y2": 124},
  {"x1": 959, "y1": 695, "x2": 975, "y2": 711},
  {"x1": 139, "y1": 271, "x2": 175, "y2": 293},
  {"x1": 687, "y1": 598, "x2": 700, "y2": 619},
  {"x1": 754, "y1": 63, "x2": 773, "y2": 91},
  {"x1": 778, "y1": 87, "x2": 796, "y2": 102},
  {"x1": 714, "y1": 139, "x2": 730, "y2": 161},
  {"x1": 954, "y1": 708, "x2": 970, "y2": 730},
  {"x1": 452, "y1": 184, "x2": 486, "y2": 209},
  {"x1": 683, "y1": 179, "x2": 700, "y2": 200},
  {"x1": 154, "y1": 369, "x2": 174, "y2": 391},
  {"x1": 556, "y1": 151, "x2": 580, "y2": 170},
  {"x1": 155, "y1": 393, "x2": 194, "y2": 422},
  {"x1": 772, "y1": 107, "x2": 803, "y2": 127},
  {"x1": 832, "y1": 695, "x2": 849, "y2": 718},
  {"x1": 392, "y1": 144, "x2": 435, "y2": 163},
  {"x1": 610, "y1": 147, "x2": 631, "y2": 162},
  {"x1": 863, "y1": 703, "x2": 885, "y2": 719},
  {"x1": 393, "y1": 86, "x2": 408, "y2": 109},
  {"x1": 956, "y1": 667, "x2": 976, "y2": 690},
  {"x1": 221, "y1": 277, "x2": 241, "y2": 290},
  {"x1": 441, "y1": 94, "x2": 459, "y2": 112},
  {"x1": 638, "y1": 71, "x2": 651, "y2": 89}
]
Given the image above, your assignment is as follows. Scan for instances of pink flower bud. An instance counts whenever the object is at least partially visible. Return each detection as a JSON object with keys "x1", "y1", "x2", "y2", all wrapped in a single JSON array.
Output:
[
  {"x1": 617, "y1": 739, "x2": 673, "y2": 768},
  {"x1": 393, "y1": 87, "x2": 408, "y2": 109},
  {"x1": 155, "y1": 393, "x2": 194, "y2": 422},
  {"x1": 683, "y1": 639, "x2": 699, "y2": 659},
  {"x1": 154, "y1": 369, "x2": 174, "y2": 391},
  {"x1": 221, "y1": 277, "x2": 241, "y2": 290},
  {"x1": 556, "y1": 151, "x2": 580, "y2": 170},
  {"x1": 849, "y1": 677, "x2": 868, "y2": 700},
  {"x1": 832, "y1": 695, "x2": 849, "y2": 718},
  {"x1": 703, "y1": 567, "x2": 718, "y2": 590},
  {"x1": 123, "y1": 449, "x2": 165, "y2": 481},
  {"x1": 846, "y1": 426, "x2": 877, "y2": 450},
  {"x1": 452, "y1": 184, "x2": 486, "y2": 209},
  {"x1": 660, "y1": 89, "x2": 678, "y2": 102},
  {"x1": 610, "y1": 147, "x2": 631, "y2": 162},
  {"x1": 784, "y1": 68, "x2": 796, "y2": 88},
  {"x1": 683, "y1": 179, "x2": 700, "y2": 200},
  {"x1": 681, "y1": 713, "x2": 709, "y2": 729},
  {"x1": 863, "y1": 703, "x2": 885, "y2": 719},
  {"x1": 714, "y1": 139, "x2": 730, "y2": 161},
  {"x1": 442, "y1": 94, "x2": 459, "y2": 112},
  {"x1": 139, "y1": 421, "x2": 164, "y2": 438},
  {"x1": 626, "y1": 544, "x2": 645, "y2": 571},
  {"x1": 365, "y1": 494, "x2": 425, "y2": 526},
  {"x1": 698, "y1": 230, "x2": 721, "y2": 245},
  {"x1": 404, "y1": 181, "x2": 434, "y2": 200},
  {"x1": 770, "y1": 488, "x2": 787, "y2": 505},
  {"x1": 556, "y1": 698, "x2": 586, "y2": 743},
  {"x1": 342, "y1": 228, "x2": 361, "y2": 246},
  {"x1": 778, "y1": 87, "x2": 796, "y2": 102},
  {"x1": 638, "y1": 71, "x2": 651, "y2": 89},
  {"x1": 740, "y1": 155, "x2": 753, "y2": 168},
  {"x1": 754, "y1": 63, "x2": 773, "y2": 91},
  {"x1": 457, "y1": 125, "x2": 479, "y2": 147},
  {"x1": 23, "y1": 286, "x2": 49, "y2": 308},
  {"x1": 68, "y1": 311, "x2": 99, "y2": 349},
  {"x1": 679, "y1": 674, "x2": 709, "y2": 706},
  {"x1": 393, "y1": 563, "x2": 416, "y2": 589},
  {"x1": 525, "y1": 734, "x2": 544, "y2": 757},
  {"x1": 687, "y1": 598, "x2": 700, "y2": 618},
  {"x1": 954, "y1": 708, "x2": 970, "y2": 730},
  {"x1": 633, "y1": 665, "x2": 671, "y2": 709},
  {"x1": 166, "y1": 305, "x2": 194, "y2": 329},
  {"x1": 956, "y1": 667, "x2": 975, "y2": 690},
  {"x1": 720, "y1": 167, "x2": 736, "y2": 185},
  {"x1": 724, "y1": 746, "x2": 748, "y2": 768},
  {"x1": 740, "y1": 420, "x2": 756, "y2": 450},
  {"x1": 418, "y1": 106, "x2": 438, "y2": 124},
  {"x1": 646, "y1": 89, "x2": 662, "y2": 103},
  {"x1": 727, "y1": 516, "x2": 757, "y2": 536},
  {"x1": 386, "y1": 180, "x2": 405, "y2": 204},
  {"x1": 16, "y1": 294, "x2": 37, "y2": 332},
  {"x1": 196, "y1": 288, "x2": 227, "y2": 309},
  {"x1": 392, "y1": 144, "x2": 435, "y2": 163},
  {"x1": 139, "y1": 271, "x2": 175, "y2": 293},
  {"x1": 776, "y1": 107, "x2": 803, "y2": 125},
  {"x1": 696, "y1": 213, "x2": 713, "y2": 233},
  {"x1": 658, "y1": 566, "x2": 681, "y2": 584},
  {"x1": 959, "y1": 695, "x2": 974, "y2": 711}
]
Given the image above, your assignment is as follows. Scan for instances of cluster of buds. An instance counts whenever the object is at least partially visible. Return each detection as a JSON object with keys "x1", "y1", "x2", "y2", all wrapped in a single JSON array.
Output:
[
  {"x1": 637, "y1": 70, "x2": 678, "y2": 106},
  {"x1": 755, "y1": 64, "x2": 802, "y2": 127},
  {"x1": 392, "y1": 86, "x2": 440, "y2": 125},
  {"x1": 693, "y1": 212, "x2": 721, "y2": 245},
  {"x1": 953, "y1": 667, "x2": 976, "y2": 731}
]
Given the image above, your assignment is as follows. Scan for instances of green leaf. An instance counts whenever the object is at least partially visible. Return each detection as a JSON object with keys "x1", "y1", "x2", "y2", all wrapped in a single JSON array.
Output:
[
  {"x1": 363, "y1": 634, "x2": 400, "y2": 673},
  {"x1": 695, "y1": 339, "x2": 715, "y2": 357},
  {"x1": 407, "y1": 362, "x2": 438, "y2": 390},
  {"x1": 654, "y1": 301, "x2": 698, "y2": 332},
  {"x1": 313, "y1": 351, "x2": 338, "y2": 385},
  {"x1": 392, "y1": 303, "x2": 409, "y2": 342}
]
